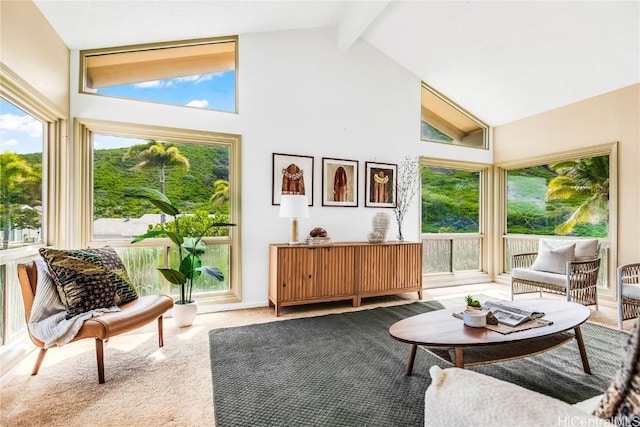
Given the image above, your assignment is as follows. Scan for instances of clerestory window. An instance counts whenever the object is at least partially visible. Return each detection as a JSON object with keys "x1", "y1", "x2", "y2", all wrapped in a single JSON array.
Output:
[
  {"x1": 420, "y1": 82, "x2": 488, "y2": 149},
  {"x1": 80, "y1": 36, "x2": 238, "y2": 113}
]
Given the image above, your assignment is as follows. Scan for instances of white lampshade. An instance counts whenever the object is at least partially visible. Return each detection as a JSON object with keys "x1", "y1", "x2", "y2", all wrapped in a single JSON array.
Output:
[
  {"x1": 279, "y1": 195, "x2": 309, "y2": 219},
  {"x1": 279, "y1": 195, "x2": 309, "y2": 245}
]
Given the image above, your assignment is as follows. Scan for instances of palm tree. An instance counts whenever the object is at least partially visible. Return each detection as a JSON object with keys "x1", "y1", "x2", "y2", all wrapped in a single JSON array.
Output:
[
  {"x1": 209, "y1": 179, "x2": 230, "y2": 208},
  {"x1": 123, "y1": 140, "x2": 190, "y2": 223},
  {"x1": 0, "y1": 152, "x2": 35, "y2": 249},
  {"x1": 545, "y1": 156, "x2": 609, "y2": 235}
]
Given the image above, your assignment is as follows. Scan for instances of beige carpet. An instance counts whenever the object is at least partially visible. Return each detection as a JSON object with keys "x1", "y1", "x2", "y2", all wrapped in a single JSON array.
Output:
[{"x1": 0, "y1": 283, "x2": 627, "y2": 427}]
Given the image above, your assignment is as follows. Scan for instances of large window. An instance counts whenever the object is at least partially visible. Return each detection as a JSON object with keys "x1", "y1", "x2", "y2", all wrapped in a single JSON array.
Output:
[
  {"x1": 420, "y1": 158, "x2": 490, "y2": 282},
  {"x1": 0, "y1": 99, "x2": 44, "y2": 250},
  {"x1": 80, "y1": 36, "x2": 238, "y2": 113},
  {"x1": 500, "y1": 144, "x2": 616, "y2": 294},
  {"x1": 0, "y1": 68, "x2": 66, "y2": 352},
  {"x1": 77, "y1": 119, "x2": 241, "y2": 305}
]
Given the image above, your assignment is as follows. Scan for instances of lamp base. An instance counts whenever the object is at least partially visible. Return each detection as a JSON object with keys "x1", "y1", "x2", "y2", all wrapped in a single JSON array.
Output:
[{"x1": 289, "y1": 218, "x2": 299, "y2": 245}]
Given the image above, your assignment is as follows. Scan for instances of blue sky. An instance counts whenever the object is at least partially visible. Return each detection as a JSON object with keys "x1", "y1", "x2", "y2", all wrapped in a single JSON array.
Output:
[{"x1": 1, "y1": 70, "x2": 235, "y2": 155}]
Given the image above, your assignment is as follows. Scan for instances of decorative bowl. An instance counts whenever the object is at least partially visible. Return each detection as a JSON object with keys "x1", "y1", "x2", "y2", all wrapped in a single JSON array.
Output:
[{"x1": 463, "y1": 309, "x2": 487, "y2": 328}]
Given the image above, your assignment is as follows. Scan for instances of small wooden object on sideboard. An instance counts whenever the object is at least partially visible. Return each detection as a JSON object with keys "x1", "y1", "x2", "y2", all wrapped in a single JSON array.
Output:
[{"x1": 268, "y1": 241, "x2": 422, "y2": 316}]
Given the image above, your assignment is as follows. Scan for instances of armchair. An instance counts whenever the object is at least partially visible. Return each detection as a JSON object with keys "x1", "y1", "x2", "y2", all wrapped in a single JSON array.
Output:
[
  {"x1": 511, "y1": 238, "x2": 601, "y2": 308},
  {"x1": 18, "y1": 260, "x2": 173, "y2": 384},
  {"x1": 618, "y1": 263, "x2": 640, "y2": 329}
]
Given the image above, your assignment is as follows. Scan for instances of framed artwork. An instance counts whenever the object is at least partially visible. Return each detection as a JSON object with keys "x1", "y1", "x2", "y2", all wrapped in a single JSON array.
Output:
[
  {"x1": 272, "y1": 153, "x2": 314, "y2": 206},
  {"x1": 365, "y1": 162, "x2": 397, "y2": 208},
  {"x1": 322, "y1": 157, "x2": 359, "y2": 207}
]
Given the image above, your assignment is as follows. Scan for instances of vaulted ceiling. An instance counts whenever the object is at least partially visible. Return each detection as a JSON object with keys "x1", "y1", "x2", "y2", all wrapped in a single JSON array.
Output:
[{"x1": 33, "y1": 0, "x2": 639, "y2": 126}]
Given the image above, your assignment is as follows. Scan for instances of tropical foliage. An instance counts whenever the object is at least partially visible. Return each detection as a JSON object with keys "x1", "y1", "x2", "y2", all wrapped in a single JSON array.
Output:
[
  {"x1": 125, "y1": 187, "x2": 235, "y2": 304},
  {"x1": 1, "y1": 151, "x2": 42, "y2": 248}
]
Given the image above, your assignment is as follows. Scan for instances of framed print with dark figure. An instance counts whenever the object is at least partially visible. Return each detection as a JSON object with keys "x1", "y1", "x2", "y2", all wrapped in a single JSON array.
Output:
[
  {"x1": 365, "y1": 161, "x2": 397, "y2": 208},
  {"x1": 272, "y1": 153, "x2": 314, "y2": 206},
  {"x1": 322, "y1": 157, "x2": 358, "y2": 207}
]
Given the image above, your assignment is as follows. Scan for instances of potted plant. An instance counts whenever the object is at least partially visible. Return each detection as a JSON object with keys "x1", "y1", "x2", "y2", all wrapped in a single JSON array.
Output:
[
  {"x1": 465, "y1": 294, "x2": 482, "y2": 311},
  {"x1": 126, "y1": 187, "x2": 235, "y2": 327}
]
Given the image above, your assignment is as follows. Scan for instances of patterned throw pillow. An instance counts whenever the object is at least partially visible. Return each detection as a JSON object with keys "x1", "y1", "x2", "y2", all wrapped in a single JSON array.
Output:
[
  {"x1": 39, "y1": 246, "x2": 138, "y2": 318},
  {"x1": 593, "y1": 316, "x2": 640, "y2": 424},
  {"x1": 81, "y1": 246, "x2": 138, "y2": 306}
]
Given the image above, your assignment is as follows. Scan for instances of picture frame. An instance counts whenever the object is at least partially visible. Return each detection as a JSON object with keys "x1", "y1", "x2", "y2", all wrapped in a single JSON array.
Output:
[
  {"x1": 322, "y1": 157, "x2": 359, "y2": 207},
  {"x1": 272, "y1": 153, "x2": 314, "y2": 206},
  {"x1": 365, "y1": 162, "x2": 397, "y2": 208}
]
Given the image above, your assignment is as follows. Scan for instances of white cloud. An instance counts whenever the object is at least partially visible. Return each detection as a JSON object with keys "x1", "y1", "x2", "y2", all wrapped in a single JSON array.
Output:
[
  {"x1": 134, "y1": 80, "x2": 164, "y2": 88},
  {"x1": 0, "y1": 138, "x2": 20, "y2": 150},
  {"x1": 174, "y1": 74, "x2": 215, "y2": 84},
  {"x1": 186, "y1": 99, "x2": 209, "y2": 108},
  {"x1": 0, "y1": 113, "x2": 43, "y2": 138}
]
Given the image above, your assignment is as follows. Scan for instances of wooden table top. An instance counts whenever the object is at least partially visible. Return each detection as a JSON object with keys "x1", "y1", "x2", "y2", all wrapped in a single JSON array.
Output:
[{"x1": 389, "y1": 299, "x2": 590, "y2": 347}]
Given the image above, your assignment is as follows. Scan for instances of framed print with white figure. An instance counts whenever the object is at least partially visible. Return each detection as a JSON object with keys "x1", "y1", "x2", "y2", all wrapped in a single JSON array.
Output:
[{"x1": 272, "y1": 153, "x2": 314, "y2": 206}]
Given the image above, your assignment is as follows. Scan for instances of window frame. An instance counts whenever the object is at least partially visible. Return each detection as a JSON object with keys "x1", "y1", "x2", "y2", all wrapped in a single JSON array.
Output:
[
  {"x1": 73, "y1": 118, "x2": 242, "y2": 305},
  {"x1": 79, "y1": 36, "x2": 239, "y2": 114},
  {"x1": 419, "y1": 156, "x2": 493, "y2": 286},
  {"x1": 495, "y1": 142, "x2": 618, "y2": 297},
  {"x1": 0, "y1": 66, "x2": 67, "y2": 354}
]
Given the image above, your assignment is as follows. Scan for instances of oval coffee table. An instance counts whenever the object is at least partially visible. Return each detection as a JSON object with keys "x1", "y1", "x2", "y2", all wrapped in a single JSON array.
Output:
[{"x1": 388, "y1": 299, "x2": 591, "y2": 376}]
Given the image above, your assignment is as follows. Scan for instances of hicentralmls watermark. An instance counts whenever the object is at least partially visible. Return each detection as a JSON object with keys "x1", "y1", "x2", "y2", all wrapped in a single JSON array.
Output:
[{"x1": 557, "y1": 416, "x2": 640, "y2": 427}]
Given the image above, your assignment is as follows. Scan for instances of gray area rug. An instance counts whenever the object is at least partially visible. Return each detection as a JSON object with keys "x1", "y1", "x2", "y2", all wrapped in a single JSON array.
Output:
[{"x1": 209, "y1": 301, "x2": 626, "y2": 427}]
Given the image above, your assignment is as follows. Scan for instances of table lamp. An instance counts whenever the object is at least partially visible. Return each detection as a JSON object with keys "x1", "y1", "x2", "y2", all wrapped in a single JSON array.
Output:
[{"x1": 279, "y1": 194, "x2": 309, "y2": 245}]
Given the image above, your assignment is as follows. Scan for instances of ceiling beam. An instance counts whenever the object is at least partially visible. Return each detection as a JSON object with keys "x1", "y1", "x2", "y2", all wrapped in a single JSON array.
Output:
[{"x1": 337, "y1": 1, "x2": 391, "y2": 52}]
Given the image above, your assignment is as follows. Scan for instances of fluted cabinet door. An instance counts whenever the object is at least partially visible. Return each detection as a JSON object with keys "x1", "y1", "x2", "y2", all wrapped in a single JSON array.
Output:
[
  {"x1": 277, "y1": 247, "x2": 315, "y2": 302},
  {"x1": 315, "y1": 246, "x2": 356, "y2": 297}
]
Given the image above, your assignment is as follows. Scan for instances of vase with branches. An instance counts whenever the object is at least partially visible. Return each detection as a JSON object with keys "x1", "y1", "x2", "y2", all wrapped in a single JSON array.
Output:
[{"x1": 393, "y1": 156, "x2": 419, "y2": 241}]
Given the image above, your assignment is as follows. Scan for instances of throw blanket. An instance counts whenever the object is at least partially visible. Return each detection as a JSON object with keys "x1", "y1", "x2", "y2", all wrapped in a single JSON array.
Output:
[{"x1": 28, "y1": 257, "x2": 120, "y2": 348}]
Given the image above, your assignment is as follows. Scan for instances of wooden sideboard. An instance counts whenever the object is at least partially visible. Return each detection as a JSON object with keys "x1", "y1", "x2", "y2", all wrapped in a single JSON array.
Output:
[{"x1": 268, "y1": 241, "x2": 423, "y2": 316}]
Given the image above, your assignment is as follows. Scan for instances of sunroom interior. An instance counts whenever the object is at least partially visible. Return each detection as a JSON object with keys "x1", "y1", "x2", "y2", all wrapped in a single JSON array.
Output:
[{"x1": 1, "y1": 0, "x2": 639, "y2": 381}]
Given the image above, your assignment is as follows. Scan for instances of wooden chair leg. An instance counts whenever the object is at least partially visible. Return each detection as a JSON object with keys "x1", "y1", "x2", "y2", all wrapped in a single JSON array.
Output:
[
  {"x1": 31, "y1": 348, "x2": 48, "y2": 376},
  {"x1": 157, "y1": 316, "x2": 164, "y2": 348},
  {"x1": 95, "y1": 338, "x2": 105, "y2": 384}
]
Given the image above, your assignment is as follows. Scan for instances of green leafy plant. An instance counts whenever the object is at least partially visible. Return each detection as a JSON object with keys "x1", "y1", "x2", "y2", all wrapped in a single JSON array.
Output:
[
  {"x1": 125, "y1": 187, "x2": 235, "y2": 304},
  {"x1": 465, "y1": 294, "x2": 481, "y2": 308}
]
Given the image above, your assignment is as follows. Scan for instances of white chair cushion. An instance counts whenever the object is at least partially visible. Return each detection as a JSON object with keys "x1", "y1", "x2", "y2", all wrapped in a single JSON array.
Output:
[
  {"x1": 530, "y1": 240, "x2": 576, "y2": 274},
  {"x1": 544, "y1": 238, "x2": 599, "y2": 261},
  {"x1": 512, "y1": 267, "x2": 568, "y2": 288},
  {"x1": 622, "y1": 284, "x2": 640, "y2": 300}
]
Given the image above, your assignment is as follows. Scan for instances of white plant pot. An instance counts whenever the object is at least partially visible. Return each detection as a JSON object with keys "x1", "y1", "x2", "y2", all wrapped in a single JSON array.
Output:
[{"x1": 173, "y1": 300, "x2": 198, "y2": 327}]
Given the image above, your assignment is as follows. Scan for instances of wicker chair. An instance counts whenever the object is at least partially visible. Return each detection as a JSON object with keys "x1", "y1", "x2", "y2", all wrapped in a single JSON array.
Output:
[
  {"x1": 618, "y1": 263, "x2": 640, "y2": 329},
  {"x1": 511, "y1": 239, "x2": 601, "y2": 308}
]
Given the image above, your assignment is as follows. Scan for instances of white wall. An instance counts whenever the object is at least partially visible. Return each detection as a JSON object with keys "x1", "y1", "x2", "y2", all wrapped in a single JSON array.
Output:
[{"x1": 70, "y1": 28, "x2": 493, "y2": 310}]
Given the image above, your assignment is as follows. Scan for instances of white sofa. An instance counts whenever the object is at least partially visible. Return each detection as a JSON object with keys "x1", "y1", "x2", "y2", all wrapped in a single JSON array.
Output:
[
  {"x1": 424, "y1": 366, "x2": 606, "y2": 427},
  {"x1": 424, "y1": 315, "x2": 639, "y2": 427}
]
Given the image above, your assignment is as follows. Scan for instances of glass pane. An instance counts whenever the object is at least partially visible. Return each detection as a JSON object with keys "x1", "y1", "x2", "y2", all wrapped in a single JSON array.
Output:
[
  {"x1": 421, "y1": 166, "x2": 480, "y2": 233},
  {"x1": 114, "y1": 246, "x2": 166, "y2": 296},
  {"x1": 452, "y1": 238, "x2": 481, "y2": 271},
  {"x1": 422, "y1": 239, "x2": 452, "y2": 274},
  {"x1": 93, "y1": 136, "x2": 231, "y2": 241},
  {"x1": 169, "y1": 243, "x2": 231, "y2": 295},
  {"x1": 506, "y1": 155, "x2": 609, "y2": 237},
  {"x1": 0, "y1": 98, "x2": 44, "y2": 250}
]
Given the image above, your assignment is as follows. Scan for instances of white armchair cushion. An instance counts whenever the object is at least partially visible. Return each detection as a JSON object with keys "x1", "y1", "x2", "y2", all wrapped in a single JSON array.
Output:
[
  {"x1": 424, "y1": 366, "x2": 607, "y2": 427},
  {"x1": 621, "y1": 284, "x2": 640, "y2": 300},
  {"x1": 511, "y1": 268, "x2": 568, "y2": 288},
  {"x1": 530, "y1": 240, "x2": 576, "y2": 274}
]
